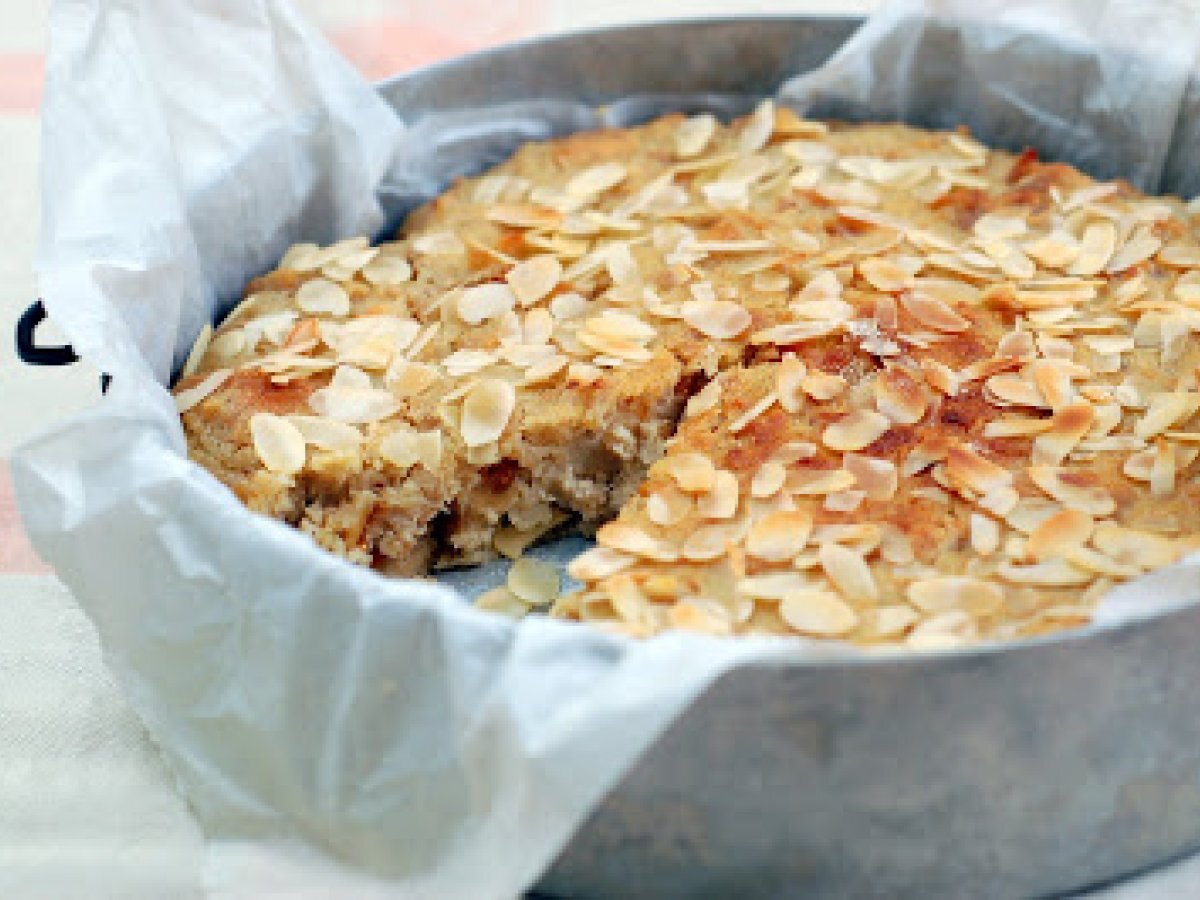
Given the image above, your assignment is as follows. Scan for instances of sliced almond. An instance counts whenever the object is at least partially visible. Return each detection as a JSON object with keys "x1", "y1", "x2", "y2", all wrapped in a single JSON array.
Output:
[
  {"x1": 750, "y1": 461, "x2": 787, "y2": 499},
  {"x1": 1067, "y1": 221, "x2": 1117, "y2": 276},
  {"x1": 969, "y1": 513, "x2": 1001, "y2": 555},
  {"x1": 695, "y1": 470, "x2": 740, "y2": 520},
  {"x1": 906, "y1": 577, "x2": 1004, "y2": 617},
  {"x1": 819, "y1": 542, "x2": 878, "y2": 601},
  {"x1": 1027, "y1": 465, "x2": 1115, "y2": 516},
  {"x1": 680, "y1": 299, "x2": 752, "y2": 340},
  {"x1": 458, "y1": 283, "x2": 517, "y2": 325},
  {"x1": 777, "y1": 356, "x2": 808, "y2": 413},
  {"x1": 1092, "y1": 523, "x2": 1179, "y2": 570},
  {"x1": 567, "y1": 162, "x2": 627, "y2": 197},
  {"x1": 654, "y1": 452, "x2": 716, "y2": 493},
  {"x1": 175, "y1": 368, "x2": 232, "y2": 413},
  {"x1": 874, "y1": 367, "x2": 927, "y2": 424},
  {"x1": 288, "y1": 415, "x2": 363, "y2": 453},
  {"x1": 647, "y1": 484, "x2": 694, "y2": 526},
  {"x1": 842, "y1": 454, "x2": 897, "y2": 501},
  {"x1": 745, "y1": 510, "x2": 813, "y2": 562},
  {"x1": 822, "y1": 410, "x2": 890, "y2": 452},
  {"x1": 780, "y1": 590, "x2": 858, "y2": 637},
  {"x1": 249, "y1": 412, "x2": 306, "y2": 475},
  {"x1": 682, "y1": 522, "x2": 743, "y2": 562},
  {"x1": 996, "y1": 558, "x2": 1093, "y2": 586},
  {"x1": 596, "y1": 521, "x2": 676, "y2": 562},
  {"x1": 1136, "y1": 392, "x2": 1200, "y2": 440},
  {"x1": 1031, "y1": 402, "x2": 1095, "y2": 465},
  {"x1": 506, "y1": 255, "x2": 562, "y2": 306},
  {"x1": 296, "y1": 278, "x2": 351, "y2": 316},
  {"x1": 507, "y1": 557, "x2": 560, "y2": 606},
  {"x1": 1026, "y1": 508, "x2": 1093, "y2": 559},
  {"x1": 901, "y1": 291, "x2": 969, "y2": 332},
  {"x1": 460, "y1": 378, "x2": 517, "y2": 447},
  {"x1": 567, "y1": 546, "x2": 634, "y2": 581},
  {"x1": 676, "y1": 113, "x2": 718, "y2": 158}
]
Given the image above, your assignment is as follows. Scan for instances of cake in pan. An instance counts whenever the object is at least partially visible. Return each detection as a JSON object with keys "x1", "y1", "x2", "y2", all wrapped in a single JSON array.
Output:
[{"x1": 174, "y1": 101, "x2": 1200, "y2": 647}]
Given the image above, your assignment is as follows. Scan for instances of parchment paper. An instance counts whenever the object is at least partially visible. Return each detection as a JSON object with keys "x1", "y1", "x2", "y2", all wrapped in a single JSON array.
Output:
[{"x1": 14, "y1": 0, "x2": 1200, "y2": 896}]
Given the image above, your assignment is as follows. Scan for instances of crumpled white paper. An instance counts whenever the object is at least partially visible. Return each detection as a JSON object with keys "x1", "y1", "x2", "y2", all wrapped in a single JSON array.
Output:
[{"x1": 14, "y1": 0, "x2": 1200, "y2": 896}]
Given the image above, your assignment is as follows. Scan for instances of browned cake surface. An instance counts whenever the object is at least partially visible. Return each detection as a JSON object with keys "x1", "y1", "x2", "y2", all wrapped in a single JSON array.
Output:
[{"x1": 175, "y1": 102, "x2": 1200, "y2": 647}]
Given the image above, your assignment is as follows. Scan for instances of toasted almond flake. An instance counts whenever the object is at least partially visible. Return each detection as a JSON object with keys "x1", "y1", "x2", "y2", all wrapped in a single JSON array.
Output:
[
  {"x1": 362, "y1": 256, "x2": 412, "y2": 286},
  {"x1": 309, "y1": 384, "x2": 400, "y2": 424},
  {"x1": 1068, "y1": 221, "x2": 1117, "y2": 275},
  {"x1": 859, "y1": 257, "x2": 913, "y2": 292},
  {"x1": 868, "y1": 605, "x2": 919, "y2": 639},
  {"x1": 460, "y1": 378, "x2": 516, "y2": 447},
  {"x1": 249, "y1": 412, "x2": 306, "y2": 475},
  {"x1": 737, "y1": 571, "x2": 810, "y2": 600},
  {"x1": 568, "y1": 546, "x2": 635, "y2": 580},
  {"x1": 209, "y1": 328, "x2": 247, "y2": 361},
  {"x1": 824, "y1": 490, "x2": 865, "y2": 513},
  {"x1": 796, "y1": 270, "x2": 842, "y2": 304},
  {"x1": 695, "y1": 470, "x2": 740, "y2": 519},
  {"x1": 730, "y1": 393, "x2": 777, "y2": 434},
  {"x1": 1032, "y1": 402, "x2": 1095, "y2": 465},
  {"x1": 984, "y1": 373, "x2": 1047, "y2": 408},
  {"x1": 970, "y1": 513, "x2": 1001, "y2": 555},
  {"x1": 1026, "y1": 508, "x2": 1093, "y2": 559},
  {"x1": 996, "y1": 558, "x2": 1093, "y2": 586},
  {"x1": 1136, "y1": 392, "x2": 1200, "y2": 439},
  {"x1": 789, "y1": 468, "x2": 857, "y2": 495},
  {"x1": 819, "y1": 542, "x2": 878, "y2": 601},
  {"x1": 983, "y1": 418, "x2": 1054, "y2": 438},
  {"x1": 379, "y1": 426, "x2": 441, "y2": 470},
  {"x1": 507, "y1": 557, "x2": 560, "y2": 606},
  {"x1": 906, "y1": 577, "x2": 1004, "y2": 617},
  {"x1": 596, "y1": 521, "x2": 677, "y2": 561},
  {"x1": 1107, "y1": 226, "x2": 1162, "y2": 273},
  {"x1": 900, "y1": 291, "x2": 969, "y2": 332},
  {"x1": 181, "y1": 323, "x2": 213, "y2": 379},
  {"x1": 750, "y1": 461, "x2": 787, "y2": 498},
  {"x1": 669, "y1": 598, "x2": 733, "y2": 636},
  {"x1": 842, "y1": 454, "x2": 898, "y2": 501},
  {"x1": 874, "y1": 367, "x2": 927, "y2": 424},
  {"x1": 442, "y1": 348, "x2": 497, "y2": 378},
  {"x1": 647, "y1": 484, "x2": 693, "y2": 526},
  {"x1": 946, "y1": 442, "x2": 1012, "y2": 496},
  {"x1": 174, "y1": 368, "x2": 232, "y2": 413},
  {"x1": 654, "y1": 452, "x2": 716, "y2": 493},
  {"x1": 780, "y1": 590, "x2": 858, "y2": 636},
  {"x1": 1030, "y1": 360, "x2": 1075, "y2": 410},
  {"x1": 1060, "y1": 546, "x2": 1139, "y2": 579},
  {"x1": 777, "y1": 356, "x2": 808, "y2": 413},
  {"x1": 287, "y1": 415, "x2": 363, "y2": 453},
  {"x1": 684, "y1": 378, "x2": 722, "y2": 419},
  {"x1": 680, "y1": 299, "x2": 752, "y2": 340},
  {"x1": 1092, "y1": 523, "x2": 1179, "y2": 570},
  {"x1": 801, "y1": 372, "x2": 847, "y2": 401},
  {"x1": 906, "y1": 613, "x2": 974, "y2": 649},
  {"x1": 682, "y1": 522, "x2": 743, "y2": 562},
  {"x1": 745, "y1": 510, "x2": 813, "y2": 562},
  {"x1": 566, "y1": 362, "x2": 604, "y2": 386},
  {"x1": 739, "y1": 99, "x2": 776, "y2": 152},
  {"x1": 751, "y1": 320, "x2": 841, "y2": 345},
  {"x1": 474, "y1": 586, "x2": 527, "y2": 618},
  {"x1": 676, "y1": 113, "x2": 718, "y2": 158},
  {"x1": 583, "y1": 311, "x2": 656, "y2": 343},
  {"x1": 566, "y1": 162, "x2": 628, "y2": 197},
  {"x1": 1027, "y1": 465, "x2": 1115, "y2": 516},
  {"x1": 296, "y1": 278, "x2": 350, "y2": 316},
  {"x1": 486, "y1": 203, "x2": 563, "y2": 230},
  {"x1": 1150, "y1": 438, "x2": 1176, "y2": 498},
  {"x1": 822, "y1": 410, "x2": 890, "y2": 452},
  {"x1": 522, "y1": 354, "x2": 568, "y2": 386},
  {"x1": 458, "y1": 283, "x2": 517, "y2": 324},
  {"x1": 505, "y1": 255, "x2": 562, "y2": 307}
]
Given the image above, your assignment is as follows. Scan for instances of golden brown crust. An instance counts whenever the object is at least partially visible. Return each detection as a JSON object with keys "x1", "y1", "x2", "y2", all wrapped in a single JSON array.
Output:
[{"x1": 177, "y1": 102, "x2": 1200, "y2": 647}]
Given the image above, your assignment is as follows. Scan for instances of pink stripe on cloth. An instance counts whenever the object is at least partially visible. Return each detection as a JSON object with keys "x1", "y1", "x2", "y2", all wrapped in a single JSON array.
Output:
[
  {"x1": 0, "y1": 54, "x2": 43, "y2": 112},
  {"x1": 0, "y1": 461, "x2": 49, "y2": 574}
]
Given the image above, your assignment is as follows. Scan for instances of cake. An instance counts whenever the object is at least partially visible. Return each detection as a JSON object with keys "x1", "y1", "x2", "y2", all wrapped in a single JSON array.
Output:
[{"x1": 174, "y1": 101, "x2": 1200, "y2": 648}]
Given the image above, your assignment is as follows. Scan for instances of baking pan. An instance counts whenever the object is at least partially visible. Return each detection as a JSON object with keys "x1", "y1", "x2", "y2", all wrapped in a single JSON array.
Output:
[{"x1": 20, "y1": 15, "x2": 1200, "y2": 898}]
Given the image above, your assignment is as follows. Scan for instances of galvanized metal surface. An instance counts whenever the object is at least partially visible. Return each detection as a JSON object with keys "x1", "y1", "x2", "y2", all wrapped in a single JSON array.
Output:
[{"x1": 375, "y1": 19, "x2": 1200, "y2": 898}]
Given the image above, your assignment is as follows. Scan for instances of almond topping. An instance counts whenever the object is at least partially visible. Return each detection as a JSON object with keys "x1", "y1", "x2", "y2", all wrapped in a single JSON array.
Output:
[
  {"x1": 506, "y1": 255, "x2": 562, "y2": 306},
  {"x1": 567, "y1": 162, "x2": 628, "y2": 197},
  {"x1": 901, "y1": 291, "x2": 969, "y2": 332},
  {"x1": 1027, "y1": 465, "x2": 1115, "y2": 516},
  {"x1": 647, "y1": 484, "x2": 694, "y2": 526},
  {"x1": 567, "y1": 547, "x2": 634, "y2": 581},
  {"x1": 1027, "y1": 509, "x2": 1093, "y2": 559},
  {"x1": 458, "y1": 283, "x2": 517, "y2": 324},
  {"x1": 1068, "y1": 221, "x2": 1117, "y2": 275},
  {"x1": 970, "y1": 513, "x2": 1001, "y2": 555},
  {"x1": 1136, "y1": 392, "x2": 1200, "y2": 439},
  {"x1": 507, "y1": 558, "x2": 561, "y2": 606},
  {"x1": 174, "y1": 368, "x2": 232, "y2": 413},
  {"x1": 777, "y1": 356, "x2": 808, "y2": 413},
  {"x1": 681, "y1": 299, "x2": 752, "y2": 340},
  {"x1": 822, "y1": 410, "x2": 890, "y2": 452},
  {"x1": 819, "y1": 542, "x2": 878, "y2": 601},
  {"x1": 596, "y1": 521, "x2": 677, "y2": 562},
  {"x1": 676, "y1": 113, "x2": 718, "y2": 158},
  {"x1": 682, "y1": 522, "x2": 744, "y2": 562},
  {"x1": 249, "y1": 413, "x2": 306, "y2": 475},
  {"x1": 695, "y1": 470, "x2": 740, "y2": 519},
  {"x1": 750, "y1": 461, "x2": 787, "y2": 498},
  {"x1": 906, "y1": 577, "x2": 1004, "y2": 617},
  {"x1": 1031, "y1": 402, "x2": 1095, "y2": 465},
  {"x1": 874, "y1": 367, "x2": 927, "y2": 424},
  {"x1": 296, "y1": 278, "x2": 351, "y2": 316},
  {"x1": 460, "y1": 378, "x2": 517, "y2": 447},
  {"x1": 780, "y1": 590, "x2": 859, "y2": 637},
  {"x1": 843, "y1": 454, "x2": 898, "y2": 501},
  {"x1": 746, "y1": 510, "x2": 813, "y2": 562},
  {"x1": 654, "y1": 452, "x2": 716, "y2": 493}
]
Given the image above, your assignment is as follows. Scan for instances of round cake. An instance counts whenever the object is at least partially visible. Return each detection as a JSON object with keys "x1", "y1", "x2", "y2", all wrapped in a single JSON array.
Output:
[{"x1": 174, "y1": 101, "x2": 1200, "y2": 648}]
